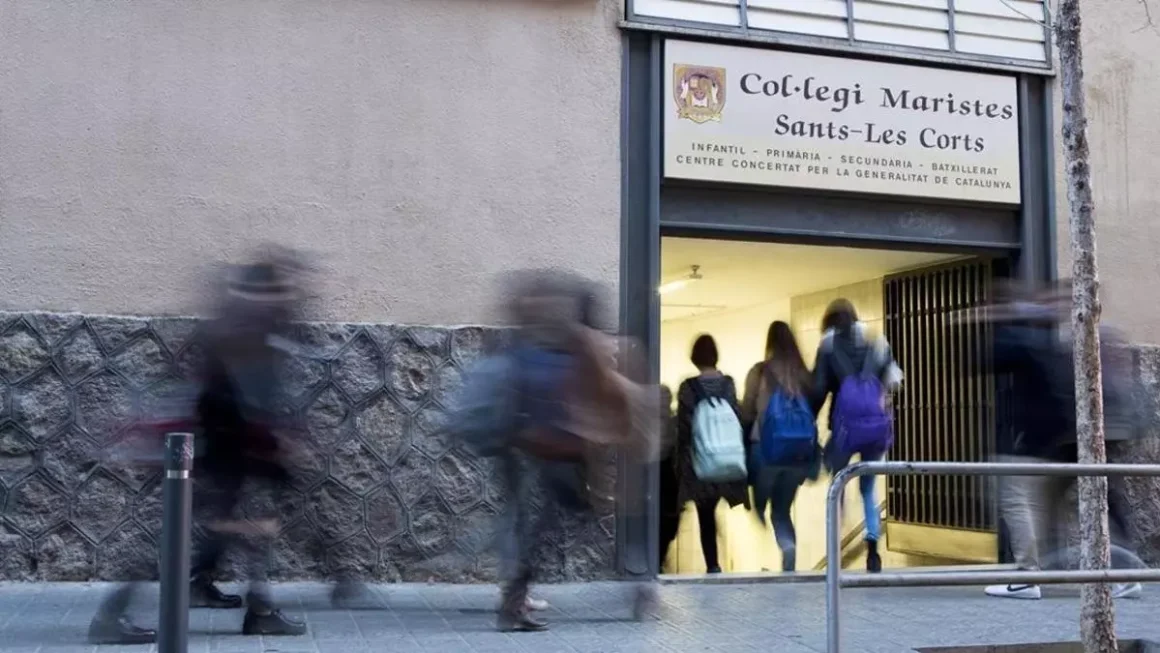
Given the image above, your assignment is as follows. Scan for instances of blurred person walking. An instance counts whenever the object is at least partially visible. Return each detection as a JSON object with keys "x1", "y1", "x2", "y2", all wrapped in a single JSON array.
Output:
[
  {"x1": 1017, "y1": 284, "x2": 1146, "y2": 599},
  {"x1": 814, "y1": 300, "x2": 902, "y2": 574},
  {"x1": 974, "y1": 283, "x2": 1076, "y2": 600},
  {"x1": 1052, "y1": 322, "x2": 1144, "y2": 598},
  {"x1": 481, "y1": 270, "x2": 659, "y2": 631},
  {"x1": 182, "y1": 257, "x2": 309, "y2": 634},
  {"x1": 675, "y1": 334, "x2": 750, "y2": 574},
  {"x1": 657, "y1": 384, "x2": 682, "y2": 571},
  {"x1": 87, "y1": 256, "x2": 310, "y2": 643},
  {"x1": 741, "y1": 321, "x2": 822, "y2": 572}
]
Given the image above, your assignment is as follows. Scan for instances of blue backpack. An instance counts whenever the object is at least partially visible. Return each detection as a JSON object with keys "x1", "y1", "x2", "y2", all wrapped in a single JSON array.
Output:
[
  {"x1": 450, "y1": 354, "x2": 521, "y2": 457},
  {"x1": 831, "y1": 345, "x2": 894, "y2": 458},
  {"x1": 760, "y1": 389, "x2": 818, "y2": 465}
]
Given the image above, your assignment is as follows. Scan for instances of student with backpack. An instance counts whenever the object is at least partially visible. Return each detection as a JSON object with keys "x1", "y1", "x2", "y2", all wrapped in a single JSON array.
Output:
[
  {"x1": 457, "y1": 270, "x2": 660, "y2": 630},
  {"x1": 741, "y1": 321, "x2": 823, "y2": 572},
  {"x1": 675, "y1": 334, "x2": 750, "y2": 573},
  {"x1": 813, "y1": 299, "x2": 903, "y2": 574}
]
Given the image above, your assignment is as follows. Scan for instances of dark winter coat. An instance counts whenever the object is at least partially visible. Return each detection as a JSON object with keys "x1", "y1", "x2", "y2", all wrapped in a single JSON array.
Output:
[{"x1": 992, "y1": 320, "x2": 1074, "y2": 459}]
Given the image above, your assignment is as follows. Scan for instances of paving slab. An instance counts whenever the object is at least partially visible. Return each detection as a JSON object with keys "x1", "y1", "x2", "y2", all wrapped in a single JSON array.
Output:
[{"x1": 0, "y1": 581, "x2": 1156, "y2": 653}]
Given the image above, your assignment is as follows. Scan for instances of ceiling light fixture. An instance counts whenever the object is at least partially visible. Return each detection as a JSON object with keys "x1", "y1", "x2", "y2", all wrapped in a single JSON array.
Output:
[{"x1": 658, "y1": 265, "x2": 702, "y2": 295}]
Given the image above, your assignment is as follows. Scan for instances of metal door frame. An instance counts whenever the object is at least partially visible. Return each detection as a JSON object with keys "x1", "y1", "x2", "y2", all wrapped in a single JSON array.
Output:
[{"x1": 615, "y1": 30, "x2": 1057, "y2": 578}]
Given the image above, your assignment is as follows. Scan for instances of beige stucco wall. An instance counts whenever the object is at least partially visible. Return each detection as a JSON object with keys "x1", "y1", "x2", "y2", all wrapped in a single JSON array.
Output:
[
  {"x1": 1053, "y1": 0, "x2": 1160, "y2": 345},
  {"x1": 0, "y1": 0, "x2": 622, "y2": 326}
]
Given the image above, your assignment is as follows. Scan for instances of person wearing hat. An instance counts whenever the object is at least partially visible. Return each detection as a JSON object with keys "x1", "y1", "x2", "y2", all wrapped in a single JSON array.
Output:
[
  {"x1": 191, "y1": 259, "x2": 310, "y2": 634},
  {"x1": 87, "y1": 259, "x2": 308, "y2": 643}
]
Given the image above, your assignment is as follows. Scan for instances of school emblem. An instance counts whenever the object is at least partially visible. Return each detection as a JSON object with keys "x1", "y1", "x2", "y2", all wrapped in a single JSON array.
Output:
[{"x1": 673, "y1": 64, "x2": 726, "y2": 124}]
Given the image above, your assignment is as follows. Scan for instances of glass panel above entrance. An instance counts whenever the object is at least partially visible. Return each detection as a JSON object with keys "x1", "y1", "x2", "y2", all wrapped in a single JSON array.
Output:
[{"x1": 626, "y1": 0, "x2": 1051, "y2": 71}]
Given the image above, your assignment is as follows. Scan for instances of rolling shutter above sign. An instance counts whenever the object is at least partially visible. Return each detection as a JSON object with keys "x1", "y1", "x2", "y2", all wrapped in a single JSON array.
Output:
[{"x1": 628, "y1": 0, "x2": 1051, "y2": 70}]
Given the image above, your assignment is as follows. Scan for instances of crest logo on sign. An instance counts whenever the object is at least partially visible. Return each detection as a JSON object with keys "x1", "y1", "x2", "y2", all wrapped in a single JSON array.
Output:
[{"x1": 673, "y1": 64, "x2": 726, "y2": 124}]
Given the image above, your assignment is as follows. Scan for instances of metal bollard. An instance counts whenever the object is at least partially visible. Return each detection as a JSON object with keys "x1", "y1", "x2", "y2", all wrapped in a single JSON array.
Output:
[{"x1": 158, "y1": 433, "x2": 195, "y2": 653}]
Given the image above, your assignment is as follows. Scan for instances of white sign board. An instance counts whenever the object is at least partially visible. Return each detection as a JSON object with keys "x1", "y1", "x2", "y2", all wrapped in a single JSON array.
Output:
[{"x1": 664, "y1": 40, "x2": 1022, "y2": 204}]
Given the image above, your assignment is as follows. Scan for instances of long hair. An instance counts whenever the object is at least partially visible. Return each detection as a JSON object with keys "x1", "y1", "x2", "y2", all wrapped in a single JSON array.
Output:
[{"x1": 764, "y1": 321, "x2": 810, "y2": 396}]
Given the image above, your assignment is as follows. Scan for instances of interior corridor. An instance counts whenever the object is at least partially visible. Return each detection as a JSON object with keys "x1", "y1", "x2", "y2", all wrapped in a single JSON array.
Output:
[{"x1": 658, "y1": 236, "x2": 986, "y2": 574}]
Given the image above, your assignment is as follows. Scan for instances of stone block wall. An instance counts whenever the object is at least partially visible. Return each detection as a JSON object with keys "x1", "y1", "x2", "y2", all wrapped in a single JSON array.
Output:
[
  {"x1": 0, "y1": 311, "x2": 613, "y2": 582},
  {"x1": 1110, "y1": 345, "x2": 1160, "y2": 564}
]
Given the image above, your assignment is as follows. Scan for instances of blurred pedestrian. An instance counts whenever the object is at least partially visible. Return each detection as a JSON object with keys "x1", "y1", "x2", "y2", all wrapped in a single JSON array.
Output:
[
  {"x1": 741, "y1": 321, "x2": 821, "y2": 572},
  {"x1": 183, "y1": 257, "x2": 308, "y2": 634},
  {"x1": 657, "y1": 385, "x2": 681, "y2": 572},
  {"x1": 675, "y1": 334, "x2": 750, "y2": 574},
  {"x1": 974, "y1": 282, "x2": 1074, "y2": 600},
  {"x1": 485, "y1": 270, "x2": 659, "y2": 631},
  {"x1": 815, "y1": 299, "x2": 902, "y2": 574},
  {"x1": 88, "y1": 255, "x2": 310, "y2": 643},
  {"x1": 1035, "y1": 285, "x2": 1144, "y2": 599}
]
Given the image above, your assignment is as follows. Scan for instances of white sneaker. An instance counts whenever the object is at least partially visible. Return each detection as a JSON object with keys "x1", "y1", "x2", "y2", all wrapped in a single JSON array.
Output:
[
  {"x1": 525, "y1": 597, "x2": 550, "y2": 611},
  {"x1": 985, "y1": 584, "x2": 1042, "y2": 600},
  {"x1": 1113, "y1": 583, "x2": 1143, "y2": 599}
]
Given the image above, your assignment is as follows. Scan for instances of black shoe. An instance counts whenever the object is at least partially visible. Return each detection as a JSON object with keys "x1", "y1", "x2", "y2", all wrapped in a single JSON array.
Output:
[
  {"x1": 497, "y1": 609, "x2": 549, "y2": 632},
  {"x1": 242, "y1": 609, "x2": 307, "y2": 636},
  {"x1": 866, "y1": 540, "x2": 882, "y2": 574},
  {"x1": 706, "y1": 566, "x2": 722, "y2": 574},
  {"x1": 330, "y1": 581, "x2": 380, "y2": 609},
  {"x1": 633, "y1": 584, "x2": 659, "y2": 622},
  {"x1": 191, "y1": 580, "x2": 244, "y2": 609},
  {"x1": 88, "y1": 616, "x2": 157, "y2": 645}
]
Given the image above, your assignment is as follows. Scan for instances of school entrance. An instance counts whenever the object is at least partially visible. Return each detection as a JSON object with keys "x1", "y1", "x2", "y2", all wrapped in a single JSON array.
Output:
[
  {"x1": 657, "y1": 236, "x2": 1007, "y2": 574},
  {"x1": 614, "y1": 34, "x2": 1056, "y2": 579}
]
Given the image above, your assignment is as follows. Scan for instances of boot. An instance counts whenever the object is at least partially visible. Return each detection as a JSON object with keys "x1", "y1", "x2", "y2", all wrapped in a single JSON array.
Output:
[
  {"x1": 497, "y1": 606, "x2": 549, "y2": 632},
  {"x1": 633, "y1": 583, "x2": 659, "y2": 622},
  {"x1": 497, "y1": 583, "x2": 548, "y2": 632},
  {"x1": 191, "y1": 578, "x2": 244, "y2": 609},
  {"x1": 866, "y1": 539, "x2": 882, "y2": 574},
  {"x1": 88, "y1": 615, "x2": 156, "y2": 645},
  {"x1": 780, "y1": 545, "x2": 797, "y2": 573},
  {"x1": 242, "y1": 588, "x2": 307, "y2": 636},
  {"x1": 242, "y1": 609, "x2": 307, "y2": 636},
  {"x1": 330, "y1": 581, "x2": 380, "y2": 609}
]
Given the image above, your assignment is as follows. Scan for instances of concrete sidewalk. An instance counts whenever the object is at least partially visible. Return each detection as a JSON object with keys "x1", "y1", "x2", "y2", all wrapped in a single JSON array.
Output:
[{"x1": 2, "y1": 581, "x2": 1158, "y2": 652}]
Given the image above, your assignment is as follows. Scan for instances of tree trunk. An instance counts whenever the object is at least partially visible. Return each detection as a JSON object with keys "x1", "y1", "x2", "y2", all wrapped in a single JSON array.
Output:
[{"x1": 1056, "y1": 2, "x2": 1117, "y2": 652}]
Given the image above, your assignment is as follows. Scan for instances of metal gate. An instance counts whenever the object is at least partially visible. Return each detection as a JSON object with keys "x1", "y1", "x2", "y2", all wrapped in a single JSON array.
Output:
[{"x1": 883, "y1": 260, "x2": 999, "y2": 539}]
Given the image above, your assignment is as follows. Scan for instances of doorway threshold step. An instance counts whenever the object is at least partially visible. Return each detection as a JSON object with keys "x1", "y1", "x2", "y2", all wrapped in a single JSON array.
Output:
[{"x1": 659, "y1": 563, "x2": 1017, "y2": 585}]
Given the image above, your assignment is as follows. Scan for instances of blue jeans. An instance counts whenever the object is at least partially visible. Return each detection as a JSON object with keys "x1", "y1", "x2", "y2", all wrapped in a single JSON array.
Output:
[{"x1": 828, "y1": 448, "x2": 882, "y2": 542}]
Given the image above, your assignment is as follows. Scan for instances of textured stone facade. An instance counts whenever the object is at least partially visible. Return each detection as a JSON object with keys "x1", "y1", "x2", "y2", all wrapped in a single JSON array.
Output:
[
  {"x1": 1106, "y1": 345, "x2": 1160, "y2": 563},
  {"x1": 0, "y1": 311, "x2": 613, "y2": 582}
]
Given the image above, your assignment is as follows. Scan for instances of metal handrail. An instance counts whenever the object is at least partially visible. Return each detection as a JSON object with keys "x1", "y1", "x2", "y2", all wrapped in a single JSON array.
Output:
[{"x1": 825, "y1": 461, "x2": 1160, "y2": 653}]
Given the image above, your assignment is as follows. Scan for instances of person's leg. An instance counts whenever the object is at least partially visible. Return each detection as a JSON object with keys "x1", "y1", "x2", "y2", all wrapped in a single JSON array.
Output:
[
  {"x1": 88, "y1": 583, "x2": 156, "y2": 644},
  {"x1": 492, "y1": 451, "x2": 552, "y2": 617},
  {"x1": 658, "y1": 509, "x2": 680, "y2": 571},
  {"x1": 769, "y1": 472, "x2": 800, "y2": 572},
  {"x1": 857, "y1": 466, "x2": 883, "y2": 573},
  {"x1": 498, "y1": 457, "x2": 554, "y2": 632},
  {"x1": 986, "y1": 454, "x2": 1049, "y2": 599},
  {"x1": 829, "y1": 447, "x2": 881, "y2": 573},
  {"x1": 239, "y1": 476, "x2": 305, "y2": 636},
  {"x1": 190, "y1": 468, "x2": 245, "y2": 609},
  {"x1": 694, "y1": 498, "x2": 721, "y2": 573}
]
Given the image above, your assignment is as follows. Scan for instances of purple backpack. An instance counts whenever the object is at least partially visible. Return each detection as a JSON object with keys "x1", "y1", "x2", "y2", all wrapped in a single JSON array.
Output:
[{"x1": 831, "y1": 345, "x2": 894, "y2": 458}]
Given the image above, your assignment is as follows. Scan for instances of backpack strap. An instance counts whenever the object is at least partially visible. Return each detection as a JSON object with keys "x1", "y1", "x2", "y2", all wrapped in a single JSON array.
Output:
[
  {"x1": 860, "y1": 339, "x2": 885, "y2": 379},
  {"x1": 830, "y1": 341, "x2": 858, "y2": 381},
  {"x1": 687, "y1": 377, "x2": 710, "y2": 406}
]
